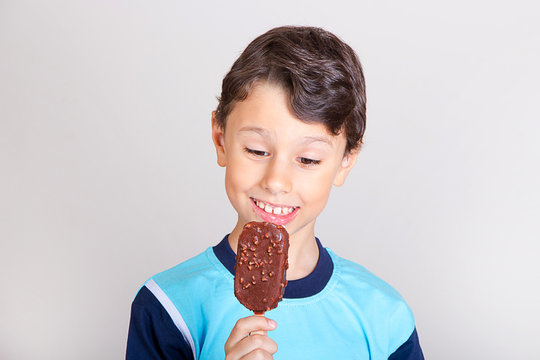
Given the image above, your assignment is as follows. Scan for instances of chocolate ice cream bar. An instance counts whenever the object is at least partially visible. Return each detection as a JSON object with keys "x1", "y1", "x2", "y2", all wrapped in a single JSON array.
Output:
[{"x1": 234, "y1": 221, "x2": 289, "y2": 315}]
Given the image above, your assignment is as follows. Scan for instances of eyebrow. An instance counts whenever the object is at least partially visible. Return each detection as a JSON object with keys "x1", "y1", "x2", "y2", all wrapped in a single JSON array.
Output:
[
  {"x1": 239, "y1": 126, "x2": 270, "y2": 137},
  {"x1": 301, "y1": 135, "x2": 333, "y2": 147},
  {"x1": 239, "y1": 126, "x2": 333, "y2": 147}
]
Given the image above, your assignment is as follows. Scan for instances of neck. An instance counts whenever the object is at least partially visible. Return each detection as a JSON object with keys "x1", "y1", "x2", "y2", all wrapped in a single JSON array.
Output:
[{"x1": 228, "y1": 220, "x2": 319, "y2": 281}]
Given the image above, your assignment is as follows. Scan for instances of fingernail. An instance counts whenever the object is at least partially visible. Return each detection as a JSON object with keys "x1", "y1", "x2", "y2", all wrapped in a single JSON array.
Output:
[{"x1": 267, "y1": 319, "x2": 277, "y2": 329}]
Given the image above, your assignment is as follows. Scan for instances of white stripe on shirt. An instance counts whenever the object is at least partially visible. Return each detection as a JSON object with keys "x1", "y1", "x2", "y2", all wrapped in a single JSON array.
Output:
[{"x1": 145, "y1": 279, "x2": 196, "y2": 359}]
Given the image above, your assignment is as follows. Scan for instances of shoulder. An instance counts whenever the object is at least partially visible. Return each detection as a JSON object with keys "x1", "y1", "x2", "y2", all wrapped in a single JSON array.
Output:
[
  {"x1": 128, "y1": 247, "x2": 229, "y2": 358},
  {"x1": 328, "y1": 249, "x2": 417, "y2": 355},
  {"x1": 126, "y1": 249, "x2": 217, "y2": 360},
  {"x1": 329, "y1": 248, "x2": 409, "y2": 304},
  {"x1": 139, "y1": 247, "x2": 231, "y2": 324},
  {"x1": 331, "y1": 250, "x2": 407, "y2": 300},
  {"x1": 145, "y1": 247, "x2": 228, "y2": 293},
  {"x1": 152, "y1": 248, "x2": 216, "y2": 282}
]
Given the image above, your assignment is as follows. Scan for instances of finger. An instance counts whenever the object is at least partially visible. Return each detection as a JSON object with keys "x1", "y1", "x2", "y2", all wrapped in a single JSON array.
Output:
[
  {"x1": 249, "y1": 329, "x2": 267, "y2": 337},
  {"x1": 239, "y1": 348, "x2": 274, "y2": 360},
  {"x1": 231, "y1": 334, "x2": 278, "y2": 359},
  {"x1": 225, "y1": 316, "x2": 277, "y2": 351},
  {"x1": 249, "y1": 313, "x2": 268, "y2": 336}
]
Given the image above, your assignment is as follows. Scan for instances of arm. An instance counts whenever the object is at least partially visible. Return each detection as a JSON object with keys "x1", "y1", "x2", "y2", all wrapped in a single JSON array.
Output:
[
  {"x1": 388, "y1": 328, "x2": 424, "y2": 360},
  {"x1": 126, "y1": 286, "x2": 194, "y2": 360}
]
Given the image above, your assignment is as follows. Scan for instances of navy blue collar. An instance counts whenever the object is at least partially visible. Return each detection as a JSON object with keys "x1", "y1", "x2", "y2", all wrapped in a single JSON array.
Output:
[{"x1": 213, "y1": 235, "x2": 333, "y2": 298}]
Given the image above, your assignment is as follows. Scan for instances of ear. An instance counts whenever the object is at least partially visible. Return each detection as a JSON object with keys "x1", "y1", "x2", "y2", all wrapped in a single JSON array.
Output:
[
  {"x1": 333, "y1": 150, "x2": 359, "y2": 187},
  {"x1": 211, "y1": 111, "x2": 227, "y2": 167}
]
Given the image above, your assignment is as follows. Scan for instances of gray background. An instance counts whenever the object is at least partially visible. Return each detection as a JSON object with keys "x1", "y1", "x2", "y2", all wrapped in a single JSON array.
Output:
[{"x1": 1, "y1": 0, "x2": 539, "y2": 359}]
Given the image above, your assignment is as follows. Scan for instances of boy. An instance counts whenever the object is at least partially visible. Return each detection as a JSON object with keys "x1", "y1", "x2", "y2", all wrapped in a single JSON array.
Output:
[{"x1": 126, "y1": 26, "x2": 424, "y2": 359}]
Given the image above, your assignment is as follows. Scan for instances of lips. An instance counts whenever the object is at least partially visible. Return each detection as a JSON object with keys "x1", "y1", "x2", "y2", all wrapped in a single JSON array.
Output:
[{"x1": 250, "y1": 198, "x2": 299, "y2": 226}]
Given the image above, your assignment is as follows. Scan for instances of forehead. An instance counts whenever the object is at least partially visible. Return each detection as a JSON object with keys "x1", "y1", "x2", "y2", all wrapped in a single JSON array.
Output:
[{"x1": 226, "y1": 82, "x2": 346, "y2": 150}]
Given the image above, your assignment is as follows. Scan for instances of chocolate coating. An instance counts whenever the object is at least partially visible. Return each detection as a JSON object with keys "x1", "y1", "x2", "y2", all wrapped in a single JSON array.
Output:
[{"x1": 234, "y1": 221, "x2": 289, "y2": 314}]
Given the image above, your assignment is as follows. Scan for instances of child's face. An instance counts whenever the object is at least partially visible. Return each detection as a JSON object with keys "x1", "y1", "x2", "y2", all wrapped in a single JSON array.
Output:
[{"x1": 212, "y1": 82, "x2": 357, "y2": 239}]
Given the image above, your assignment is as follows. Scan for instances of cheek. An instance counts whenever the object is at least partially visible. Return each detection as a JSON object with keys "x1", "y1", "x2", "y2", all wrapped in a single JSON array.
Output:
[
  {"x1": 297, "y1": 170, "x2": 335, "y2": 202},
  {"x1": 225, "y1": 167, "x2": 243, "y2": 196},
  {"x1": 225, "y1": 159, "x2": 258, "y2": 195},
  {"x1": 224, "y1": 168, "x2": 247, "y2": 214}
]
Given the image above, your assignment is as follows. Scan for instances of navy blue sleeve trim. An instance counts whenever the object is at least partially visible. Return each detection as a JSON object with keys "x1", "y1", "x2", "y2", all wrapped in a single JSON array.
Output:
[
  {"x1": 126, "y1": 286, "x2": 193, "y2": 360},
  {"x1": 388, "y1": 328, "x2": 424, "y2": 360}
]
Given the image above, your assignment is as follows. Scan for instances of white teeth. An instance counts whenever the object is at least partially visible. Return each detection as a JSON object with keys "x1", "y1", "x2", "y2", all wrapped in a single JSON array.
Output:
[{"x1": 254, "y1": 199, "x2": 295, "y2": 215}]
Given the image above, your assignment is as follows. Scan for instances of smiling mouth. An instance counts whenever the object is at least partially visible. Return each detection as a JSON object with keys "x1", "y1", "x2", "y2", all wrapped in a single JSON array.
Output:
[{"x1": 250, "y1": 198, "x2": 298, "y2": 215}]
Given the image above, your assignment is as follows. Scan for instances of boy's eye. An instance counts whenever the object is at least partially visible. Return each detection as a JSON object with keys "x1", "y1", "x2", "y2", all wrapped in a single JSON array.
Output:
[
  {"x1": 298, "y1": 157, "x2": 321, "y2": 166},
  {"x1": 244, "y1": 148, "x2": 269, "y2": 157}
]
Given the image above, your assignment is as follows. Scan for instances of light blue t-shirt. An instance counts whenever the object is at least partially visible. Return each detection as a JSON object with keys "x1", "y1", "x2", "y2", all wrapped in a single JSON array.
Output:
[{"x1": 134, "y1": 237, "x2": 418, "y2": 359}]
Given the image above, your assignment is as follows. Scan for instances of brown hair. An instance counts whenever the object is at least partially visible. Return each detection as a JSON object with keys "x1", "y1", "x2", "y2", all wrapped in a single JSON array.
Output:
[{"x1": 215, "y1": 26, "x2": 366, "y2": 153}]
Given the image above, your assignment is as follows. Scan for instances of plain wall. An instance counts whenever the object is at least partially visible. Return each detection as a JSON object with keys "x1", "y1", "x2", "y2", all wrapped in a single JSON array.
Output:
[{"x1": 1, "y1": 0, "x2": 539, "y2": 359}]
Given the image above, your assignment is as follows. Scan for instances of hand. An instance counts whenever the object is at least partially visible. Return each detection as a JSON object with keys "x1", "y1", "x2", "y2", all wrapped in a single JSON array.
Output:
[{"x1": 224, "y1": 315, "x2": 278, "y2": 359}]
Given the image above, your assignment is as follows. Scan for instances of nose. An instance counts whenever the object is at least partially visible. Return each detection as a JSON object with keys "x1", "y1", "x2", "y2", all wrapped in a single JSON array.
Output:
[{"x1": 261, "y1": 157, "x2": 292, "y2": 195}]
